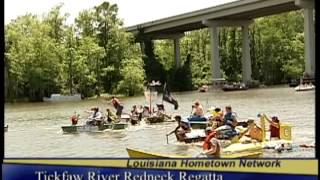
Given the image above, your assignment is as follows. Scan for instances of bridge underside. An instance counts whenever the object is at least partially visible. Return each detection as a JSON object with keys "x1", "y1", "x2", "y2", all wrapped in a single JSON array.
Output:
[
  {"x1": 127, "y1": 0, "x2": 315, "y2": 83},
  {"x1": 145, "y1": 6, "x2": 300, "y2": 37}
]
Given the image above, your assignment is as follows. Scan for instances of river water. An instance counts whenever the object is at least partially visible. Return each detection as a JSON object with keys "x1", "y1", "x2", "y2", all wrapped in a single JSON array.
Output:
[{"x1": 4, "y1": 85, "x2": 315, "y2": 158}]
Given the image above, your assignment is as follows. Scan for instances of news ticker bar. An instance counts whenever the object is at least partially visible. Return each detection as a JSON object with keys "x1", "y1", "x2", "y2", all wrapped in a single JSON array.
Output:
[
  {"x1": 2, "y1": 163, "x2": 318, "y2": 180},
  {"x1": 3, "y1": 159, "x2": 318, "y2": 175}
]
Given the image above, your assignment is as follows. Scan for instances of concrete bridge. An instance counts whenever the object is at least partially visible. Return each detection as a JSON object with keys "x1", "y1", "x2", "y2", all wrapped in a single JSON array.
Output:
[{"x1": 126, "y1": 0, "x2": 315, "y2": 83}]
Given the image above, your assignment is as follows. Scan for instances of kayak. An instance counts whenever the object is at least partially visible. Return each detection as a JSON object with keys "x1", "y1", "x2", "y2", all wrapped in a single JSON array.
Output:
[
  {"x1": 126, "y1": 145, "x2": 262, "y2": 158},
  {"x1": 61, "y1": 123, "x2": 128, "y2": 133}
]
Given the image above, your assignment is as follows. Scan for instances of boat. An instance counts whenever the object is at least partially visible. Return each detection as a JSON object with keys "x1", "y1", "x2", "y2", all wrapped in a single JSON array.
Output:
[
  {"x1": 4, "y1": 125, "x2": 8, "y2": 132},
  {"x1": 43, "y1": 93, "x2": 81, "y2": 102},
  {"x1": 294, "y1": 84, "x2": 315, "y2": 91},
  {"x1": 126, "y1": 145, "x2": 262, "y2": 158},
  {"x1": 61, "y1": 123, "x2": 128, "y2": 133},
  {"x1": 222, "y1": 83, "x2": 248, "y2": 91}
]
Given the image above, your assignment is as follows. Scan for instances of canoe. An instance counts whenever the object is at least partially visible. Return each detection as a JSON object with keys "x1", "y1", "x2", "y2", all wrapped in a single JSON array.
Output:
[
  {"x1": 61, "y1": 123, "x2": 127, "y2": 133},
  {"x1": 112, "y1": 123, "x2": 128, "y2": 130},
  {"x1": 126, "y1": 145, "x2": 262, "y2": 158},
  {"x1": 4, "y1": 125, "x2": 8, "y2": 132}
]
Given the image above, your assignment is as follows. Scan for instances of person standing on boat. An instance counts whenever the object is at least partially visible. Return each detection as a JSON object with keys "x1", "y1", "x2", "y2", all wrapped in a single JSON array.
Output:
[
  {"x1": 263, "y1": 114, "x2": 280, "y2": 140},
  {"x1": 188, "y1": 100, "x2": 206, "y2": 121},
  {"x1": 70, "y1": 111, "x2": 80, "y2": 125},
  {"x1": 110, "y1": 96, "x2": 124, "y2": 117}
]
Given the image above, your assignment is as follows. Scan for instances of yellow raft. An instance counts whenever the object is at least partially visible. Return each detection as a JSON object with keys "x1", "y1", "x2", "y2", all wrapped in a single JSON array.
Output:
[
  {"x1": 127, "y1": 141, "x2": 263, "y2": 158},
  {"x1": 127, "y1": 114, "x2": 292, "y2": 158}
]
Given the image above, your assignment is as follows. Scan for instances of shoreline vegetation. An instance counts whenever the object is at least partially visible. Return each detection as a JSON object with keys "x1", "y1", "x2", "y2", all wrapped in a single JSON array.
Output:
[{"x1": 5, "y1": 2, "x2": 306, "y2": 103}]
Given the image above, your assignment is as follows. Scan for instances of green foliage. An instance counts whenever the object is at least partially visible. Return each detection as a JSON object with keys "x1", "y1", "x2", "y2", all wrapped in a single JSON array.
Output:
[
  {"x1": 5, "y1": 14, "x2": 62, "y2": 101},
  {"x1": 250, "y1": 11, "x2": 304, "y2": 84},
  {"x1": 219, "y1": 27, "x2": 242, "y2": 82},
  {"x1": 116, "y1": 57, "x2": 145, "y2": 96},
  {"x1": 4, "y1": 4, "x2": 306, "y2": 102},
  {"x1": 5, "y1": 1, "x2": 145, "y2": 101}
]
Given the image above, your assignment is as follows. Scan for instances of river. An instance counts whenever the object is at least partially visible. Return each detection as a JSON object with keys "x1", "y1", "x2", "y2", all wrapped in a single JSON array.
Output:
[{"x1": 4, "y1": 85, "x2": 315, "y2": 158}]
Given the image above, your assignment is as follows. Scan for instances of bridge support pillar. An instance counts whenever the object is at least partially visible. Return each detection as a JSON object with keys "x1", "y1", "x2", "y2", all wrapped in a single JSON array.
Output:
[
  {"x1": 204, "y1": 20, "x2": 253, "y2": 84},
  {"x1": 296, "y1": 0, "x2": 315, "y2": 77},
  {"x1": 241, "y1": 23, "x2": 252, "y2": 84},
  {"x1": 173, "y1": 37, "x2": 181, "y2": 68},
  {"x1": 210, "y1": 26, "x2": 222, "y2": 80}
]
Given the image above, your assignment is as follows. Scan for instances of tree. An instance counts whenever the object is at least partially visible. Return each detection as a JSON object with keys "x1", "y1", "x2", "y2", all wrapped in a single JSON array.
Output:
[{"x1": 5, "y1": 14, "x2": 62, "y2": 101}]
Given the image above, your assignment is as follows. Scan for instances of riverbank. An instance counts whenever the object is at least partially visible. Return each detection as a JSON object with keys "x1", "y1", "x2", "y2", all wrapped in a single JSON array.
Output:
[{"x1": 4, "y1": 83, "x2": 298, "y2": 104}]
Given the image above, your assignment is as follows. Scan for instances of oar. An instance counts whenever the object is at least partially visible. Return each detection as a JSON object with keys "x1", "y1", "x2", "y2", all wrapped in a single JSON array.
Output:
[{"x1": 166, "y1": 129, "x2": 176, "y2": 144}]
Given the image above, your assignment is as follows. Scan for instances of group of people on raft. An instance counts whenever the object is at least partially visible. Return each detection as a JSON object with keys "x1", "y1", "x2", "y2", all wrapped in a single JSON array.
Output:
[
  {"x1": 167, "y1": 100, "x2": 282, "y2": 157},
  {"x1": 130, "y1": 103, "x2": 167, "y2": 122},
  {"x1": 70, "y1": 96, "x2": 124, "y2": 126},
  {"x1": 70, "y1": 96, "x2": 169, "y2": 126}
]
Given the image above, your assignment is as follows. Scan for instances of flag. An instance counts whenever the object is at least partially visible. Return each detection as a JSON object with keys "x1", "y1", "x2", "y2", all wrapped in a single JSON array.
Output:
[{"x1": 162, "y1": 83, "x2": 179, "y2": 110}]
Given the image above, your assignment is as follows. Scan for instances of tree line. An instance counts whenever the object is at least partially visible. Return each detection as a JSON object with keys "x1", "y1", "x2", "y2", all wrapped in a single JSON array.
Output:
[{"x1": 4, "y1": 1, "x2": 306, "y2": 102}]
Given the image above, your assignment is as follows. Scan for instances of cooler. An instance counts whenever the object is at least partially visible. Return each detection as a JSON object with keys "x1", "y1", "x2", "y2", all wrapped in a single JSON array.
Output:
[{"x1": 280, "y1": 123, "x2": 292, "y2": 140}]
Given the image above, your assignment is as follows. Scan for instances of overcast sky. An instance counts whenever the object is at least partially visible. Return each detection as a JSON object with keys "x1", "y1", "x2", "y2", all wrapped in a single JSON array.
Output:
[{"x1": 5, "y1": 0, "x2": 238, "y2": 26}]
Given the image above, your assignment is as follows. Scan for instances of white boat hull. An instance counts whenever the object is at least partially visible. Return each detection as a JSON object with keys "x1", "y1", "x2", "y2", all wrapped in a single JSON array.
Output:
[
  {"x1": 43, "y1": 94, "x2": 81, "y2": 102},
  {"x1": 294, "y1": 85, "x2": 315, "y2": 91}
]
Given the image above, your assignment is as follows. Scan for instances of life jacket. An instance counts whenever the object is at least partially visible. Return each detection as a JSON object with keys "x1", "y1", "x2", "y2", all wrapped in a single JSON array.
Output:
[
  {"x1": 224, "y1": 112, "x2": 235, "y2": 127},
  {"x1": 203, "y1": 131, "x2": 217, "y2": 150},
  {"x1": 212, "y1": 110, "x2": 223, "y2": 119},
  {"x1": 270, "y1": 125, "x2": 280, "y2": 138},
  {"x1": 112, "y1": 99, "x2": 120, "y2": 108}
]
